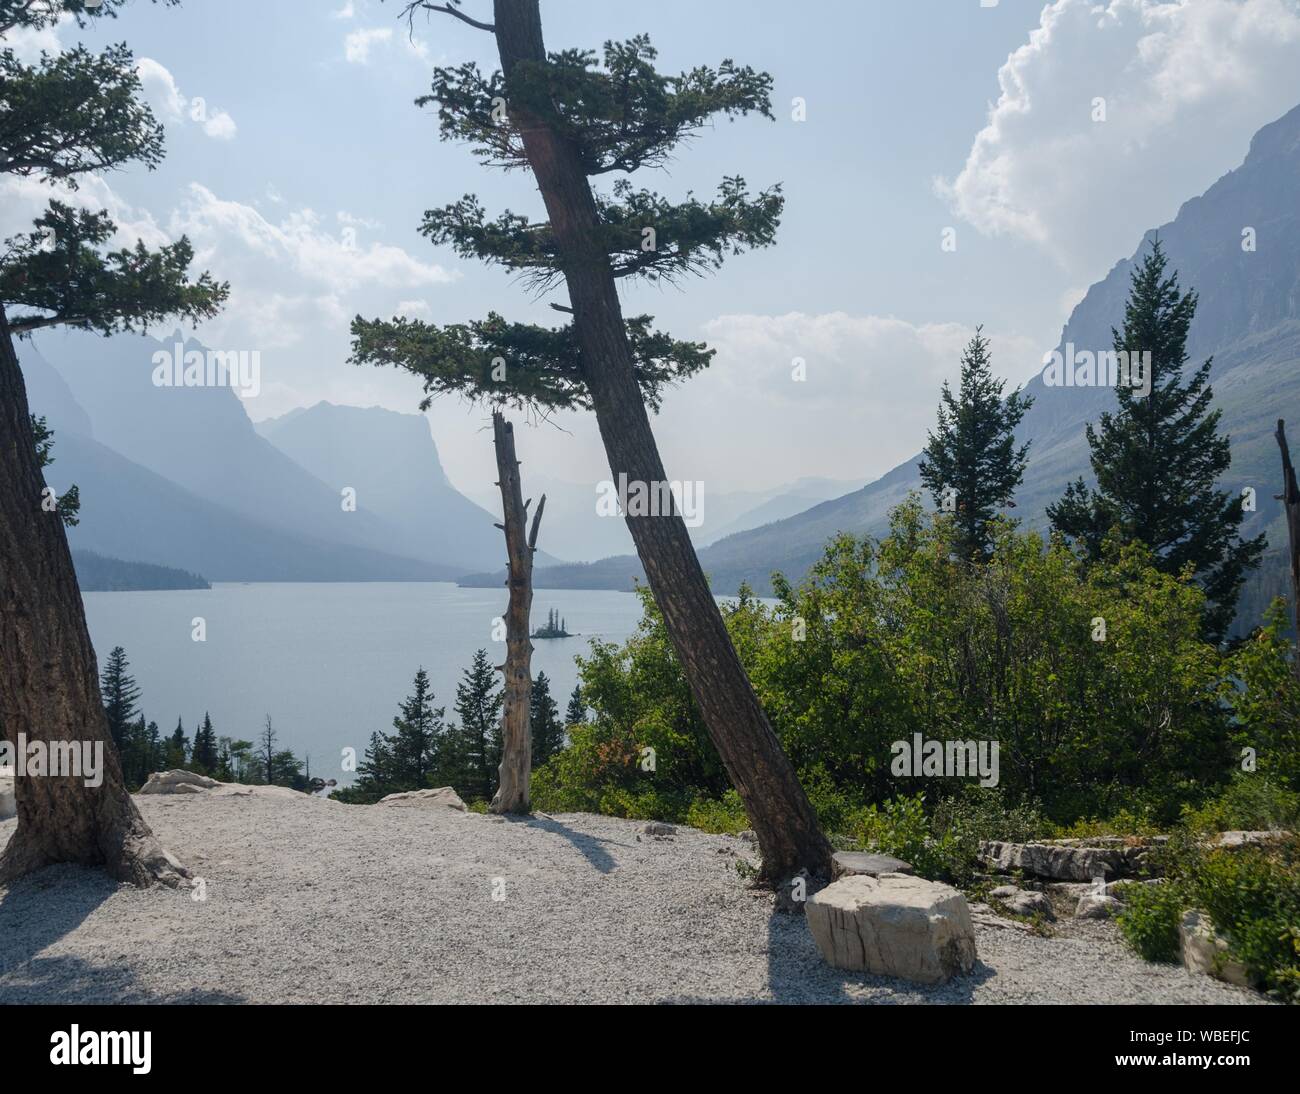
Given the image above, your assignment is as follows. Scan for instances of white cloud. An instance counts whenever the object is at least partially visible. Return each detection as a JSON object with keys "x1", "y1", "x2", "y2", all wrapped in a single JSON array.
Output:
[
  {"x1": 396, "y1": 299, "x2": 432, "y2": 317},
  {"x1": 649, "y1": 312, "x2": 1043, "y2": 485},
  {"x1": 332, "y1": 1, "x2": 356, "y2": 18},
  {"x1": 169, "y1": 183, "x2": 456, "y2": 296},
  {"x1": 345, "y1": 27, "x2": 392, "y2": 64},
  {"x1": 936, "y1": 0, "x2": 1300, "y2": 278},
  {"x1": 136, "y1": 58, "x2": 238, "y2": 141},
  {"x1": 0, "y1": 172, "x2": 170, "y2": 250}
]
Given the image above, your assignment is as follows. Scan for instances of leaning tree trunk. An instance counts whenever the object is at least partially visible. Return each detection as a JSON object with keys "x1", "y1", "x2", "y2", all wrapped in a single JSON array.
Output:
[
  {"x1": 491, "y1": 0, "x2": 832, "y2": 883},
  {"x1": 490, "y1": 411, "x2": 544, "y2": 813},
  {"x1": 0, "y1": 310, "x2": 185, "y2": 887},
  {"x1": 1276, "y1": 419, "x2": 1300, "y2": 679}
]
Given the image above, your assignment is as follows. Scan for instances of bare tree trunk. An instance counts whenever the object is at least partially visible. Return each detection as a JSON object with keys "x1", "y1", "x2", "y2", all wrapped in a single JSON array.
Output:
[
  {"x1": 0, "y1": 310, "x2": 185, "y2": 887},
  {"x1": 490, "y1": 0, "x2": 831, "y2": 883},
  {"x1": 1276, "y1": 419, "x2": 1300, "y2": 678},
  {"x1": 490, "y1": 411, "x2": 544, "y2": 813}
]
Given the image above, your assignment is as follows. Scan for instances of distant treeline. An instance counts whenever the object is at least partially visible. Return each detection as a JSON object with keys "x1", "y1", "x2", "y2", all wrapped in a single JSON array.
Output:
[{"x1": 74, "y1": 549, "x2": 210, "y2": 592}]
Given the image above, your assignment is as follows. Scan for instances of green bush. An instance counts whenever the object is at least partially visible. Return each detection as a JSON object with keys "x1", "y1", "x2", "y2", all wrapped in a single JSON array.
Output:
[
  {"x1": 1117, "y1": 880, "x2": 1187, "y2": 962},
  {"x1": 685, "y1": 790, "x2": 749, "y2": 834},
  {"x1": 1181, "y1": 773, "x2": 1300, "y2": 834}
]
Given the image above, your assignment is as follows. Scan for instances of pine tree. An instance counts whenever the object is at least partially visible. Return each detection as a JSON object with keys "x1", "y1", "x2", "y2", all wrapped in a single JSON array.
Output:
[
  {"x1": 918, "y1": 327, "x2": 1033, "y2": 561},
  {"x1": 166, "y1": 717, "x2": 188, "y2": 769},
  {"x1": 443, "y1": 649, "x2": 504, "y2": 802},
  {"x1": 259, "y1": 716, "x2": 277, "y2": 785},
  {"x1": 0, "y1": 0, "x2": 227, "y2": 886},
  {"x1": 1048, "y1": 239, "x2": 1265, "y2": 641},
  {"x1": 100, "y1": 646, "x2": 141, "y2": 756},
  {"x1": 191, "y1": 712, "x2": 219, "y2": 774},
  {"x1": 350, "y1": 0, "x2": 831, "y2": 882},
  {"x1": 565, "y1": 684, "x2": 586, "y2": 727},
  {"x1": 529, "y1": 671, "x2": 564, "y2": 767},
  {"x1": 390, "y1": 668, "x2": 445, "y2": 787}
]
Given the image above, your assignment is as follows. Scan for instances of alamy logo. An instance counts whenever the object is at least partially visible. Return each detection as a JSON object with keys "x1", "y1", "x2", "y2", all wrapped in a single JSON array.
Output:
[
  {"x1": 595, "y1": 474, "x2": 705, "y2": 528},
  {"x1": 890, "y1": 734, "x2": 1000, "y2": 787},
  {"x1": 151, "y1": 341, "x2": 261, "y2": 398},
  {"x1": 50, "y1": 1026, "x2": 151, "y2": 1074},
  {"x1": 1041, "y1": 343, "x2": 1151, "y2": 398},
  {"x1": 0, "y1": 733, "x2": 103, "y2": 787}
]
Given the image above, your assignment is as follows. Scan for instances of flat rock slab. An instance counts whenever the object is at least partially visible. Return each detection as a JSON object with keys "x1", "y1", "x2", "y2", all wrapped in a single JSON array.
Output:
[
  {"x1": 378, "y1": 787, "x2": 467, "y2": 811},
  {"x1": 138, "y1": 769, "x2": 221, "y2": 795},
  {"x1": 807, "y1": 873, "x2": 977, "y2": 985},
  {"x1": 832, "y1": 851, "x2": 914, "y2": 879},
  {"x1": 981, "y1": 840, "x2": 1127, "y2": 881}
]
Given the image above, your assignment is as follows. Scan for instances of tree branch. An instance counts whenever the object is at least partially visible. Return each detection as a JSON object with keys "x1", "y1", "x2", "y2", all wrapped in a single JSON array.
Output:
[{"x1": 403, "y1": 1, "x2": 494, "y2": 33}]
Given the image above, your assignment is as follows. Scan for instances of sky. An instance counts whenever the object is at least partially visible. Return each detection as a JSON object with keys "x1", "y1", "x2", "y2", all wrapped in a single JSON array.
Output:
[{"x1": 7, "y1": 0, "x2": 1300, "y2": 497}]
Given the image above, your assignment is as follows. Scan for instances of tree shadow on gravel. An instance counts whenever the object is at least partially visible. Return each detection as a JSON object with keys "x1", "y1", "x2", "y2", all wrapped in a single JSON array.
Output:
[
  {"x1": 0, "y1": 864, "x2": 244, "y2": 1005},
  {"x1": 512, "y1": 814, "x2": 621, "y2": 874},
  {"x1": 663, "y1": 909, "x2": 996, "y2": 1004}
]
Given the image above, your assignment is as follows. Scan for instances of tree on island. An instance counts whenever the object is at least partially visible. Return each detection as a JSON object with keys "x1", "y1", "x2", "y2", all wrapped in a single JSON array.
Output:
[
  {"x1": 0, "y1": 0, "x2": 228, "y2": 885},
  {"x1": 1048, "y1": 240, "x2": 1264, "y2": 641},
  {"x1": 354, "y1": 0, "x2": 830, "y2": 882},
  {"x1": 918, "y1": 328, "x2": 1033, "y2": 562}
]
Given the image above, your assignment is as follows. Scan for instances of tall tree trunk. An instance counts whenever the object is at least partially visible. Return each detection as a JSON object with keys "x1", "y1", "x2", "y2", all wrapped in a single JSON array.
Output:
[
  {"x1": 490, "y1": 411, "x2": 543, "y2": 813},
  {"x1": 490, "y1": 0, "x2": 832, "y2": 883},
  {"x1": 1276, "y1": 419, "x2": 1300, "y2": 679},
  {"x1": 0, "y1": 311, "x2": 185, "y2": 887}
]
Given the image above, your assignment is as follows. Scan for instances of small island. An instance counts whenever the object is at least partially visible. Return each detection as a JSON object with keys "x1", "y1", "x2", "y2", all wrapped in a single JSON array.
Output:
[{"x1": 532, "y1": 608, "x2": 571, "y2": 639}]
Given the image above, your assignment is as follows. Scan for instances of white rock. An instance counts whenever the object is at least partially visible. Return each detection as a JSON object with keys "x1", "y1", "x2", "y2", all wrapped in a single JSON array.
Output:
[
  {"x1": 1180, "y1": 910, "x2": 1252, "y2": 988},
  {"x1": 137, "y1": 769, "x2": 221, "y2": 795},
  {"x1": 981, "y1": 840, "x2": 1124, "y2": 881},
  {"x1": 378, "y1": 786, "x2": 467, "y2": 811},
  {"x1": 989, "y1": 885, "x2": 1055, "y2": 920},
  {"x1": 1075, "y1": 892, "x2": 1123, "y2": 919},
  {"x1": 643, "y1": 821, "x2": 676, "y2": 836},
  {"x1": 806, "y1": 873, "x2": 978, "y2": 984}
]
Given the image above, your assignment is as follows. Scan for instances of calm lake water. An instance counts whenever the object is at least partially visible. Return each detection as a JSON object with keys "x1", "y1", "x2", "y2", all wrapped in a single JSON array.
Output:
[{"x1": 81, "y1": 582, "x2": 648, "y2": 782}]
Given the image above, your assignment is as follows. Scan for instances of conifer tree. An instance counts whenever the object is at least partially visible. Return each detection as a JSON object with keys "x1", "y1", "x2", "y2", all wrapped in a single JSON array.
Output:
[
  {"x1": 1048, "y1": 240, "x2": 1264, "y2": 640},
  {"x1": 529, "y1": 670, "x2": 563, "y2": 767},
  {"x1": 918, "y1": 328, "x2": 1033, "y2": 561},
  {"x1": 391, "y1": 668, "x2": 445, "y2": 787},
  {"x1": 356, "y1": 0, "x2": 830, "y2": 881},
  {"x1": 191, "y1": 713, "x2": 219, "y2": 774},
  {"x1": 99, "y1": 646, "x2": 141, "y2": 756},
  {"x1": 565, "y1": 684, "x2": 586, "y2": 727},
  {"x1": 444, "y1": 649, "x2": 504, "y2": 801},
  {"x1": 166, "y1": 718, "x2": 188, "y2": 769},
  {"x1": 0, "y1": 0, "x2": 227, "y2": 885}
]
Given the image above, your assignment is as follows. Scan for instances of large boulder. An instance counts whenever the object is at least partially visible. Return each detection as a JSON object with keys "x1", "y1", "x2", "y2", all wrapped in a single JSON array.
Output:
[
  {"x1": 0, "y1": 765, "x2": 15, "y2": 821},
  {"x1": 1075, "y1": 892, "x2": 1123, "y2": 919},
  {"x1": 806, "y1": 873, "x2": 978, "y2": 984},
  {"x1": 378, "y1": 786, "x2": 467, "y2": 811},
  {"x1": 137, "y1": 769, "x2": 221, "y2": 795},
  {"x1": 1180, "y1": 910, "x2": 1252, "y2": 988}
]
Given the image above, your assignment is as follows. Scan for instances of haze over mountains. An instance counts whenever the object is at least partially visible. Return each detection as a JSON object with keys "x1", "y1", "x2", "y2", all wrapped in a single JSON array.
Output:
[
  {"x1": 20, "y1": 332, "x2": 503, "y2": 582},
  {"x1": 495, "y1": 101, "x2": 1300, "y2": 629}
]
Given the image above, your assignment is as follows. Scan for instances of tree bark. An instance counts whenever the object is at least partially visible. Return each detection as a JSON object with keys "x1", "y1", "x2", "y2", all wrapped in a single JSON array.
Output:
[
  {"x1": 489, "y1": 0, "x2": 832, "y2": 883},
  {"x1": 1276, "y1": 419, "x2": 1300, "y2": 679},
  {"x1": 0, "y1": 309, "x2": 186, "y2": 887},
  {"x1": 489, "y1": 411, "x2": 543, "y2": 813}
]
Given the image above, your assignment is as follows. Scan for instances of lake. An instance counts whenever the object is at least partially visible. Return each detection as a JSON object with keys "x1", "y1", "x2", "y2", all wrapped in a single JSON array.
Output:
[{"x1": 82, "y1": 582, "x2": 649, "y2": 782}]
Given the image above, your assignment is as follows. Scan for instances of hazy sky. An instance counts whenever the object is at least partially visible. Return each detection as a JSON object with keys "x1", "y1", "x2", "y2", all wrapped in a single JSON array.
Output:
[{"x1": 8, "y1": 0, "x2": 1300, "y2": 495}]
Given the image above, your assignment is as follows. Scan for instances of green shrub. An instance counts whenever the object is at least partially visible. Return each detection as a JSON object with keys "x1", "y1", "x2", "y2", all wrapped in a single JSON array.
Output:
[
  {"x1": 1117, "y1": 880, "x2": 1187, "y2": 963},
  {"x1": 1190, "y1": 838, "x2": 1300, "y2": 1002},
  {"x1": 685, "y1": 790, "x2": 749, "y2": 834},
  {"x1": 1181, "y1": 773, "x2": 1300, "y2": 834}
]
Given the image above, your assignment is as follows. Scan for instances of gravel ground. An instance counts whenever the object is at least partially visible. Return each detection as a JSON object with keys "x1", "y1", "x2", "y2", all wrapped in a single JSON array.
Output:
[{"x1": 0, "y1": 789, "x2": 1271, "y2": 1005}]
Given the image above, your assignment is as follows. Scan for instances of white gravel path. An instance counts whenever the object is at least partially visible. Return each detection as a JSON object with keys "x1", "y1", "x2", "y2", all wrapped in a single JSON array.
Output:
[{"x1": 0, "y1": 789, "x2": 1271, "y2": 1005}]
